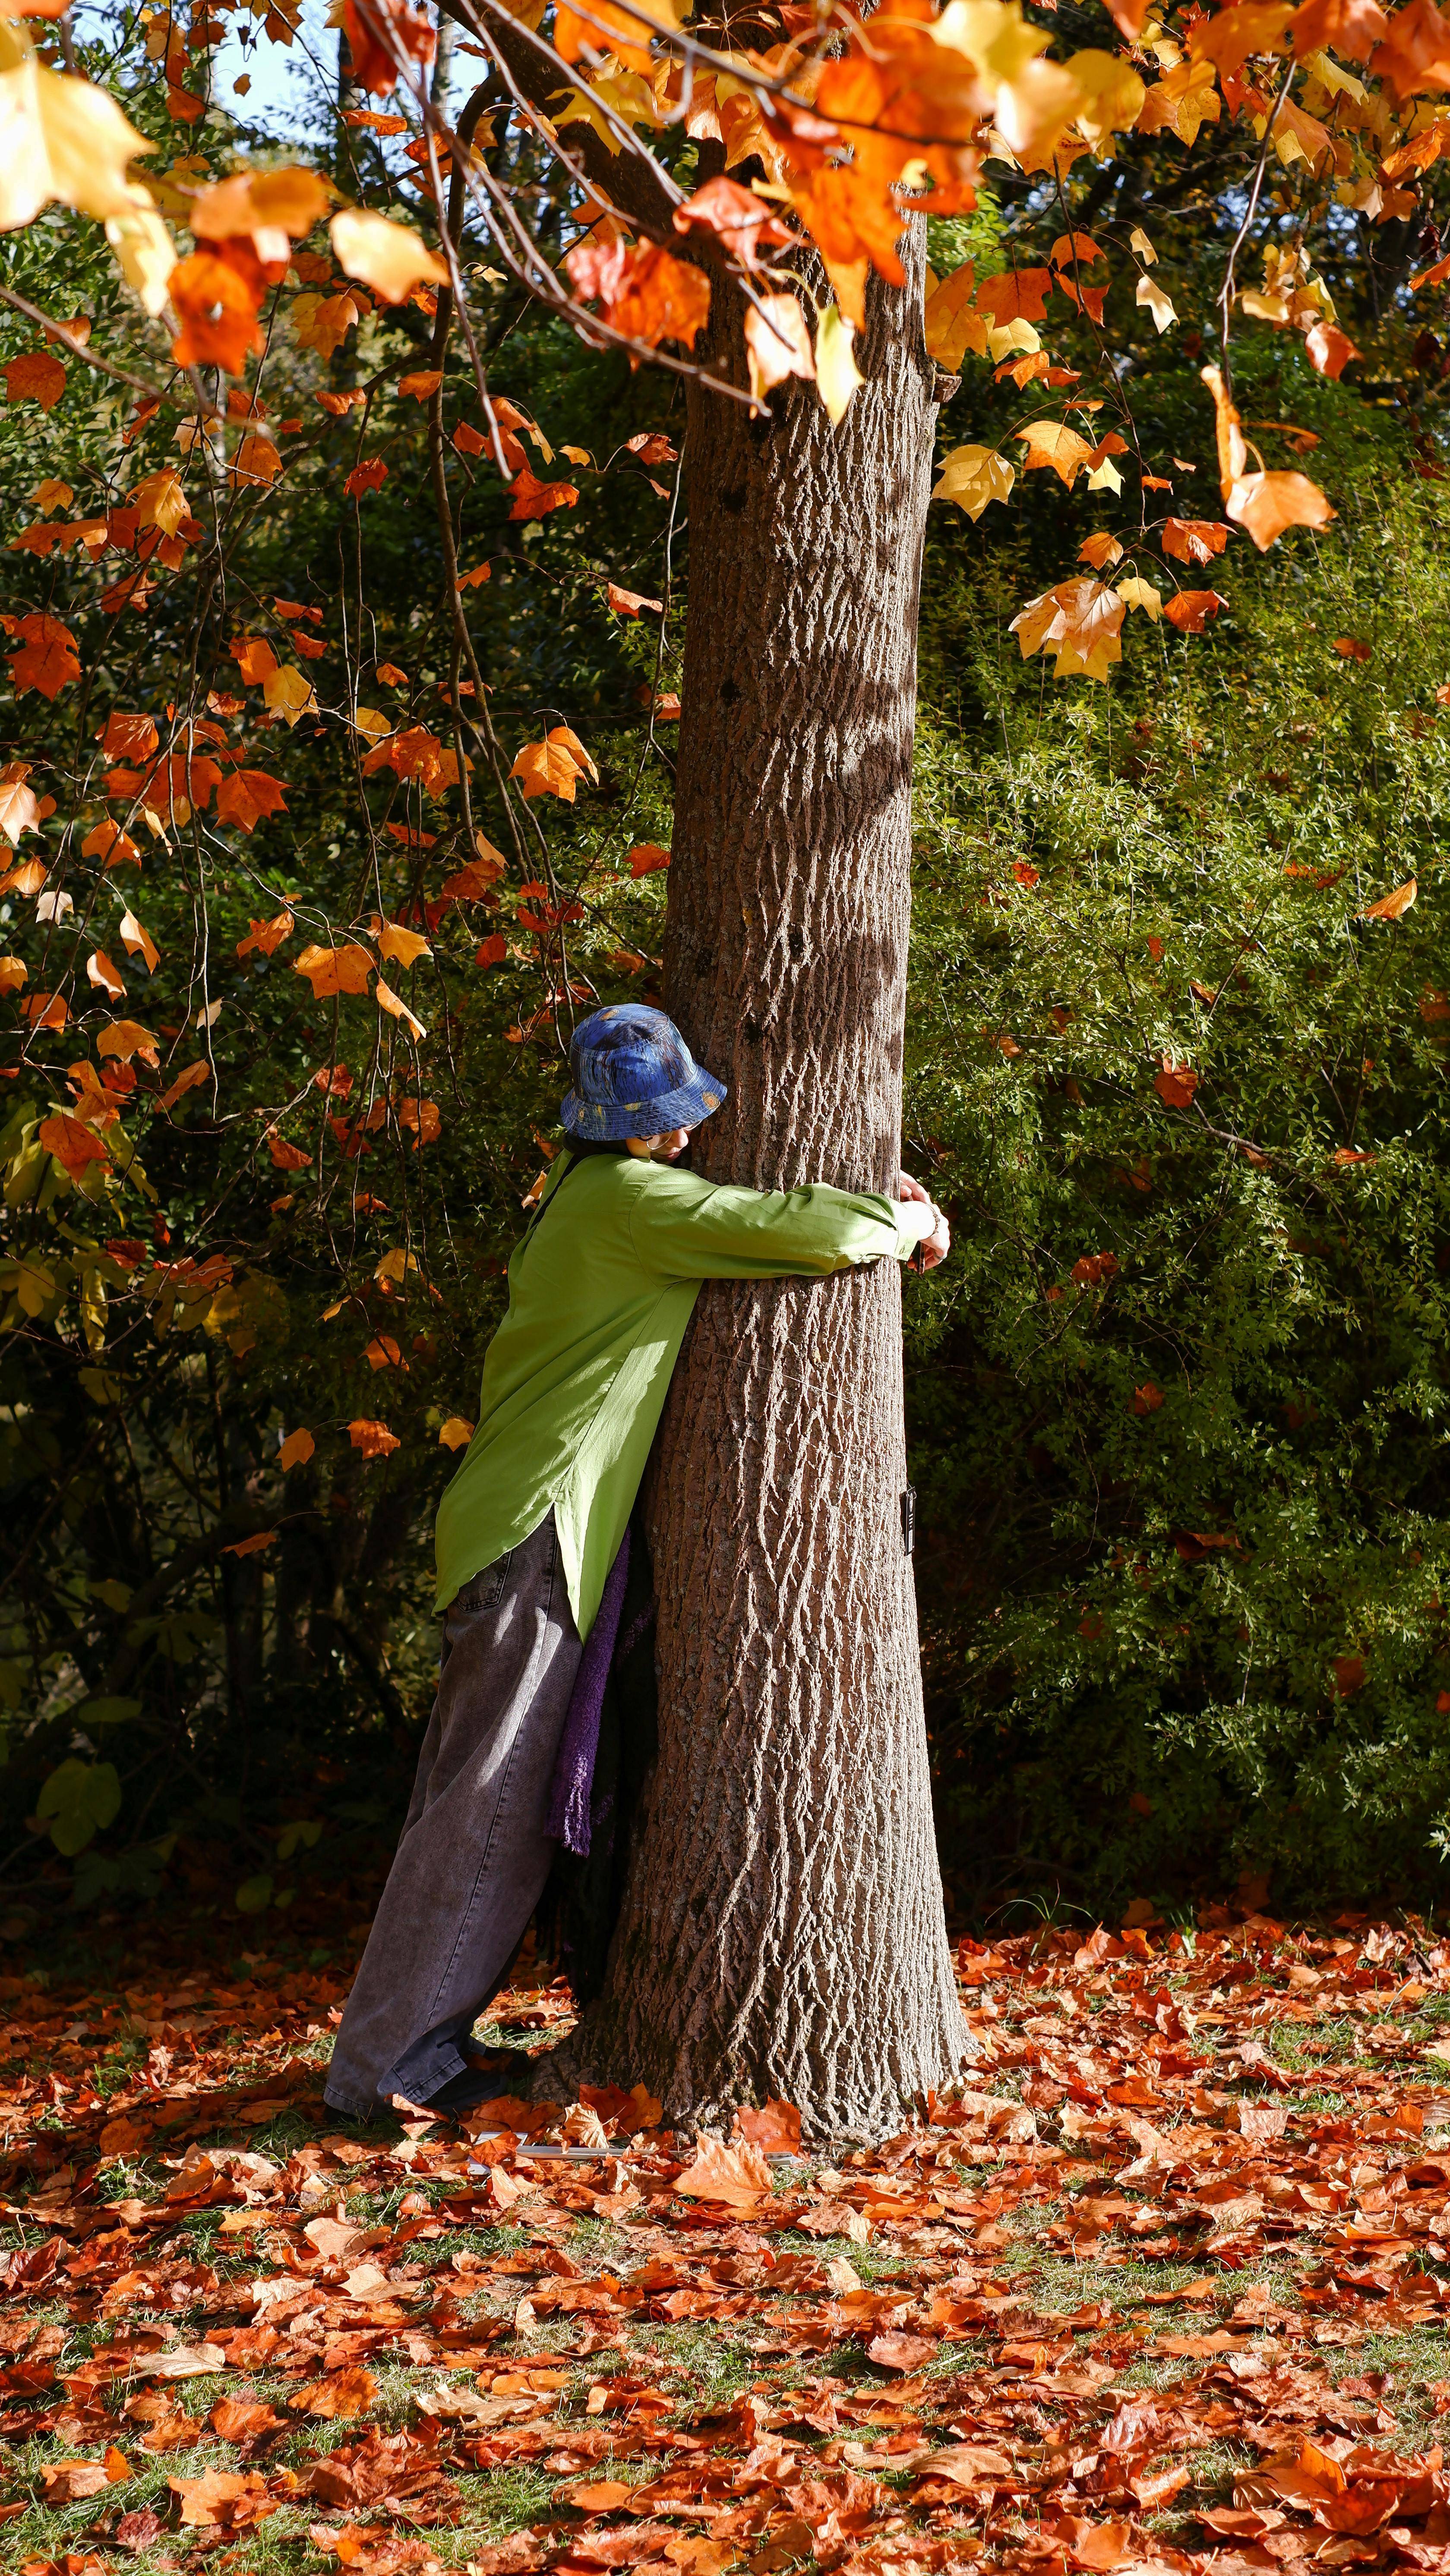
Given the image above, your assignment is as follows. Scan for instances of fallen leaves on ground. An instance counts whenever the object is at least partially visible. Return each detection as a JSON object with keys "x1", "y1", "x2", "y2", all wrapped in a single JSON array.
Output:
[{"x1": 5, "y1": 1909, "x2": 1450, "y2": 2576}]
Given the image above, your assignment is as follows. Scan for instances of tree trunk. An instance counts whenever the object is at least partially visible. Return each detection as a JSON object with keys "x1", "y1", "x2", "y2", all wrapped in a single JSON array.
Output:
[{"x1": 576, "y1": 240, "x2": 971, "y2": 2143}]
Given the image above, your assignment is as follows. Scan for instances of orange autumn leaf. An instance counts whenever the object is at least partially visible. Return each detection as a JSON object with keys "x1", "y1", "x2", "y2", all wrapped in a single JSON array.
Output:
[
  {"x1": 606, "y1": 582, "x2": 662, "y2": 618},
  {"x1": 564, "y1": 236, "x2": 711, "y2": 353},
  {"x1": 98, "y1": 1018, "x2": 160, "y2": 1065},
  {"x1": 675, "y1": 2135, "x2": 773, "y2": 2206},
  {"x1": 224, "y1": 1529, "x2": 277, "y2": 1558},
  {"x1": 1358, "y1": 877, "x2": 1417, "y2": 921},
  {"x1": 628, "y1": 843, "x2": 670, "y2": 876},
  {"x1": 279, "y1": 1427, "x2": 316, "y2": 1469},
  {"x1": 350, "y1": 1417, "x2": 401, "y2": 1458},
  {"x1": 1155, "y1": 1059, "x2": 1200, "y2": 1107},
  {"x1": 397, "y1": 369, "x2": 442, "y2": 400},
  {"x1": 39, "y1": 1111, "x2": 110, "y2": 1176},
  {"x1": 295, "y1": 942, "x2": 373, "y2": 998},
  {"x1": 0, "y1": 954, "x2": 26, "y2": 993},
  {"x1": 216, "y1": 770, "x2": 289, "y2": 832},
  {"x1": 744, "y1": 294, "x2": 815, "y2": 408},
  {"x1": 120, "y1": 910, "x2": 160, "y2": 971},
  {"x1": 99, "y1": 711, "x2": 159, "y2": 762},
  {"x1": 510, "y1": 727, "x2": 597, "y2": 802},
  {"x1": 376, "y1": 976, "x2": 426, "y2": 1041},
  {"x1": 231, "y1": 635, "x2": 279, "y2": 688},
  {"x1": 1226, "y1": 468, "x2": 1336, "y2": 551},
  {"x1": 237, "y1": 909, "x2": 294, "y2": 959},
  {"x1": 345, "y1": 457, "x2": 388, "y2": 499},
  {"x1": 508, "y1": 465, "x2": 580, "y2": 521},
  {"x1": 268, "y1": 1133, "x2": 311, "y2": 1170},
  {"x1": 6, "y1": 612, "x2": 80, "y2": 699},
  {"x1": 1161, "y1": 517, "x2": 1231, "y2": 565},
  {"x1": 456, "y1": 563, "x2": 491, "y2": 590},
  {"x1": 1163, "y1": 588, "x2": 1229, "y2": 632},
  {"x1": 87, "y1": 951, "x2": 126, "y2": 999},
  {"x1": 170, "y1": 250, "x2": 265, "y2": 375},
  {"x1": 975, "y1": 266, "x2": 1054, "y2": 325},
  {"x1": 5, "y1": 350, "x2": 67, "y2": 410}
]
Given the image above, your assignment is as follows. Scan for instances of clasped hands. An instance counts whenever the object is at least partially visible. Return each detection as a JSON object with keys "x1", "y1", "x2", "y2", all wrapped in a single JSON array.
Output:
[{"x1": 897, "y1": 1171, "x2": 951, "y2": 1270}]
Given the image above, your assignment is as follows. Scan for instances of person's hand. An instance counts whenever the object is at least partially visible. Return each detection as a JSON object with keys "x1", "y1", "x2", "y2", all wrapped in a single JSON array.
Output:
[
  {"x1": 898, "y1": 1172, "x2": 951, "y2": 1270},
  {"x1": 920, "y1": 1205, "x2": 951, "y2": 1270}
]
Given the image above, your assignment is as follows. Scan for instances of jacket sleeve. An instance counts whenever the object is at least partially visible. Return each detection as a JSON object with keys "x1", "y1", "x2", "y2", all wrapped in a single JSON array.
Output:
[{"x1": 626, "y1": 1167, "x2": 933, "y2": 1280}]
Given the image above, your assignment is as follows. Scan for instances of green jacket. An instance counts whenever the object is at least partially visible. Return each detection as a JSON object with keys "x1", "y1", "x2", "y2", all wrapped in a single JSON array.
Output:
[{"x1": 434, "y1": 1150, "x2": 928, "y2": 1636}]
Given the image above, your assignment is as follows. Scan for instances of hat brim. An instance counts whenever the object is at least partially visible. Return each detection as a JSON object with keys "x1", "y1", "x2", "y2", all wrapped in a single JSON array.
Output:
[{"x1": 560, "y1": 1066, "x2": 727, "y2": 1141}]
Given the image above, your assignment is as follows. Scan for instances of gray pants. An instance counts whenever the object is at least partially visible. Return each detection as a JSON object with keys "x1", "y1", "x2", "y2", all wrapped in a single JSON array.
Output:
[{"x1": 324, "y1": 1512, "x2": 583, "y2": 2119}]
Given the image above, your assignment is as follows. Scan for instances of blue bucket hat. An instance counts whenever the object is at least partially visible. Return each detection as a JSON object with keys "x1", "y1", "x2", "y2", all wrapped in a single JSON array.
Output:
[{"x1": 561, "y1": 1004, "x2": 727, "y2": 1141}]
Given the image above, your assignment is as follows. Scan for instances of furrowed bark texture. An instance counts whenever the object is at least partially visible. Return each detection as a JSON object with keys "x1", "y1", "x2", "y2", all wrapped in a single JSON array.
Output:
[{"x1": 578, "y1": 239, "x2": 970, "y2": 2143}]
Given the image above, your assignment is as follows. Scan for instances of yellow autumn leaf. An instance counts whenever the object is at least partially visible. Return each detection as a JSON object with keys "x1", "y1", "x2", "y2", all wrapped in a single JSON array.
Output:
[
  {"x1": 0, "y1": 20, "x2": 155, "y2": 230},
  {"x1": 330, "y1": 206, "x2": 449, "y2": 304},
  {"x1": 814, "y1": 301, "x2": 862, "y2": 427},
  {"x1": 1015, "y1": 419, "x2": 1096, "y2": 488},
  {"x1": 932, "y1": 445, "x2": 1015, "y2": 521},
  {"x1": 438, "y1": 1416, "x2": 475, "y2": 1450},
  {"x1": 105, "y1": 199, "x2": 176, "y2": 315},
  {"x1": 1009, "y1": 577, "x2": 1125, "y2": 682},
  {"x1": 262, "y1": 665, "x2": 316, "y2": 726},
  {"x1": 924, "y1": 261, "x2": 988, "y2": 368},
  {"x1": 1136, "y1": 274, "x2": 1178, "y2": 334},
  {"x1": 1116, "y1": 574, "x2": 1164, "y2": 621},
  {"x1": 374, "y1": 919, "x2": 432, "y2": 968}
]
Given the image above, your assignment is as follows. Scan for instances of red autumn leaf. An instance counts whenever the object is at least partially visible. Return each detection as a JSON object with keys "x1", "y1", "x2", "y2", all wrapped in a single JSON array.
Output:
[
  {"x1": 1133, "y1": 1381, "x2": 1165, "y2": 1412},
  {"x1": 39, "y1": 1113, "x2": 111, "y2": 1178},
  {"x1": 1333, "y1": 636, "x2": 1371, "y2": 660},
  {"x1": 7, "y1": 612, "x2": 80, "y2": 699},
  {"x1": 341, "y1": 0, "x2": 435, "y2": 95},
  {"x1": 268, "y1": 1134, "x2": 312, "y2": 1170},
  {"x1": 476, "y1": 933, "x2": 507, "y2": 968},
  {"x1": 628, "y1": 844, "x2": 670, "y2": 877},
  {"x1": 345, "y1": 457, "x2": 389, "y2": 498}
]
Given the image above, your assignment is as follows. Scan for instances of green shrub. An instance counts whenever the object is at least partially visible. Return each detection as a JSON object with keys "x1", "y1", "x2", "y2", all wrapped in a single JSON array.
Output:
[{"x1": 907, "y1": 451, "x2": 1450, "y2": 1917}]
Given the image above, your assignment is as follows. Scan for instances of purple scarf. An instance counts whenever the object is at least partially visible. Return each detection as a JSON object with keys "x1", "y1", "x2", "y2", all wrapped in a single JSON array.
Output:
[{"x1": 546, "y1": 1528, "x2": 630, "y2": 1856}]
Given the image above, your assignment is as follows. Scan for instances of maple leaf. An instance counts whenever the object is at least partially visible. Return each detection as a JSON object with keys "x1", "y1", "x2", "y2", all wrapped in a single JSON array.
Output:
[
  {"x1": 1358, "y1": 877, "x2": 1417, "y2": 920},
  {"x1": 170, "y1": 249, "x2": 264, "y2": 373},
  {"x1": 0, "y1": 29, "x2": 157, "y2": 230},
  {"x1": 564, "y1": 237, "x2": 711, "y2": 354},
  {"x1": 1155, "y1": 1060, "x2": 1199, "y2": 1107},
  {"x1": 510, "y1": 728, "x2": 597, "y2": 802},
  {"x1": 5, "y1": 348, "x2": 66, "y2": 408},
  {"x1": 345, "y1": 457, "x2": 388, "y2": 499},
  {"x1": 217, "y1": 770, "x2": 289, "y2": 832},
  {"x1": 1010, "y1": 578, "x2": 1126, "y2": 681},
  {"x1": 745, "y1": 294, "x2": 815, "y2": 409},
  {"x1": 237, "y1": 911, "x2": 295, "y2": 961},
  {"x1": 1164, "y1": 588, "x2": 1228, "y2": 632},
  {"x1": 1305, "y1": 316, "x2": 1361, "y2": 377},
  {"x1": 191, "y1": 163, "x2": 331, "y2": 250},
  {"x1": 397, "y1": 369, "x2": 442, "y2": 401},
  {"x1": 39, "y1": 1110, "x2": 110, "y2": 1177},
  {"x1": 295, "y1": 942, "x2": 373, "y2": 998},
  {"x1": 331, "y1": 205, "x2": 448, "y2": 300},
  {"x1": 98, "y1": 1018, "x2": 159, "y2": 1066},
  {"x1": 1333, "y1": 636, "x2": 1371, "y2": 660},
  {"x1": 291, "y1": 289, "x2": 366, "y2": 359},
  {"x1": 6, "y1": 611, "x2": 79, "y2": 699},
  {"x1": 268, "y1": 1133, "x2": 311, "y2": 1170},
  {"x1": 1079, "y1": 531, "x2": 1124, "y2": 569},
  {"x1": 508, "y1": 465, "x2": 580, "y2": 521},
  {"x1": 476, "y1": 932, "x2": 507, "y2": 968},
  {"x1": 279, "y1": 1427, "x2": 316, "y2": 1469},
  {"x1": 376, "y1": 977, "x2": 427, "y2": 1041},
  {"x1": 1226, "y1": 468, "x2": 1336, "y2": 549},
  {"x1": 264, "y1": 665, "x2": 318, "y2": 726},
  {"x1": 1015, "y1": 420, "x2": 1098, "y2": 489},
  {"x1": 675, "y1": 2135, "x2": 773, "y2": 2205},
  {"x1": 99, "y1": 710, "x2": 160, "y2": 761},
  {"x1": 1162, "y1": 517, "x2": 1232, "y2": 565},
  {"x1": 933, "y1": 445, "x2": 1015, "y2": 519},
  {"x1": 373, "y1": 920, "x2": 431, "y2": 968},
  {"x1": 976, "y1": 267, "x2": 1054, "y2": 325},
  {"x1": 438, "y1": 1415, "x2": 474, "y2": 1451},
  {"x1": 1369, "y1": 0, "x2": 1450, "y2": 92},
  {"x1": 671, "y1": 174, "x2": 792, "y2": 268},
  {"x1": 924, "y1": 260, "x2": 988, "y2": 367},
  {"x1": 628, "y1": 844, "x2": 670, "y2": 877},
  {"x1": 350, "y1": 1418, "x2": 401, "y2": 1458}
]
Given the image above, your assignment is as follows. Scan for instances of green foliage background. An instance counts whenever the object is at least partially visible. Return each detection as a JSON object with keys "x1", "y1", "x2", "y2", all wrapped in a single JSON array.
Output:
[{"x1": 1, "y1": 30, "x2": 1447, "y2": 1938}]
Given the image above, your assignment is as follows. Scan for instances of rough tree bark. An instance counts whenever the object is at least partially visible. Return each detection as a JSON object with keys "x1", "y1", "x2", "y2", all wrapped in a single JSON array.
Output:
[{"x1": 573, "y1": 237, "x2": 972, "y2": 2142}]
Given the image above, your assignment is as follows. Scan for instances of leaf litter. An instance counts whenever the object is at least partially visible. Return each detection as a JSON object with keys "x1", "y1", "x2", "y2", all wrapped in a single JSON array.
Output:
[{"x1": 5, "y1": 1909, "x2": 1450, "y2": 2576}]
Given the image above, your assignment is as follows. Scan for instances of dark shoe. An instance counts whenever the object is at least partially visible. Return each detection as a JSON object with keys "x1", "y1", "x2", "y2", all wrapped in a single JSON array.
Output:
[{"x1": 423, "y1": 2059, "x2": 515, "y2": 2119}]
